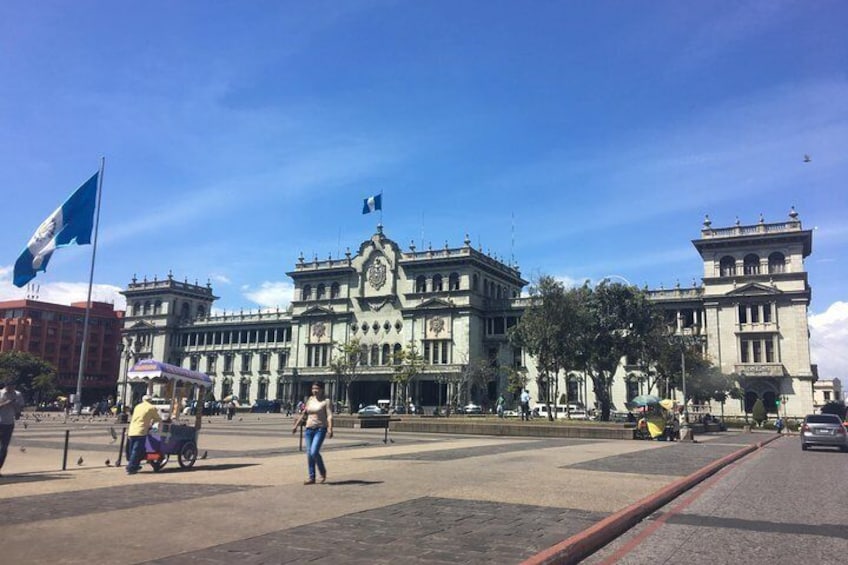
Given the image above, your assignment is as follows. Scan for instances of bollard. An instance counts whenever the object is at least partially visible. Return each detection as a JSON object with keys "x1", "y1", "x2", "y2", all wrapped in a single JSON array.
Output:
[
  {"x1": 62, "y1": 429, "x2": 70, "y2": 470},
  {"x1": 116, "y1": 427, "x2": 127, "y2": 466}
]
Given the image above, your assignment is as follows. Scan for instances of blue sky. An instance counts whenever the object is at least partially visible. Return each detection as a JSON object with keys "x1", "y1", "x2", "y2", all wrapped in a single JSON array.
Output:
[{"x1": 1, "y1": 1, "x2": 846, "y2": 377}]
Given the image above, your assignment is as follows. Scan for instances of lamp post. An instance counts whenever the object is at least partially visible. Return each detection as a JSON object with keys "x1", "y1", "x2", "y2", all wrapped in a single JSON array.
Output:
[{"x1": 121, "y1": 337, "x2": 133, "y2": 411}]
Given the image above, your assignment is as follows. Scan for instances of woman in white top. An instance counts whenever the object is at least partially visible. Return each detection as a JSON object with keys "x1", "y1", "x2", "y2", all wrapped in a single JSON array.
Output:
[{"x1": 292, "y1": 381, "x2": 334, "y2": 484}]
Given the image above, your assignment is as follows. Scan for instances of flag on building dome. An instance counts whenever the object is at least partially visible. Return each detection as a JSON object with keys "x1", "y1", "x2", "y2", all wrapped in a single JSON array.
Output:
[
  {"x1": 362, "y1": 193, "x2": 382, "y2": 214},
  {"x1": 13, "y1": 173, "x2": 99, "y2": 287}
]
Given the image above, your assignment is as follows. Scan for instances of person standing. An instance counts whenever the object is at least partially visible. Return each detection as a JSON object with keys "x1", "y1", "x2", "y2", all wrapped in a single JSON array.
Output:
[
  {"x1": 292, "y1": 381, "x2": 333, "y2": 484},
  {"x1": 125, "y1": 395, "x2": 161, "y2": 475},
  {"x1": 520, "y1": 389, "x2": 531, "y2": 421},
  {"x1": 0, "y1": 381, "x2": 25, "y2": 477},
  {"x1": 496, "y1": 394, "x2": 505, "y2": 418}
]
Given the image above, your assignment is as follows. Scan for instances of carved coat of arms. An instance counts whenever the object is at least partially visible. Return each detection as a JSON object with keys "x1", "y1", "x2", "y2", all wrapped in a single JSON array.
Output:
[
  {"x1": 429, "y1": 317, "x2": 445, "y2": 336},
  {"x1": 312, "y1": 321, "x2": 326, "y2": 340},
  {"x1": 368, "y1": 258, "x2": 387, "y2": 290}
]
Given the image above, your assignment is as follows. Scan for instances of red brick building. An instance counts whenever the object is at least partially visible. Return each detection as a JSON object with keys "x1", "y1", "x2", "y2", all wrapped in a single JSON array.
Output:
[{"x1": 0, "y1": 299, "x2": 124, "y2": 403}]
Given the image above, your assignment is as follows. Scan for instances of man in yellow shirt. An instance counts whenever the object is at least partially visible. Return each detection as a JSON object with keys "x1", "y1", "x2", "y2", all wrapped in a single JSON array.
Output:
[{"x1": 126, "y1": 395, "x2": 161, "y2": 475}]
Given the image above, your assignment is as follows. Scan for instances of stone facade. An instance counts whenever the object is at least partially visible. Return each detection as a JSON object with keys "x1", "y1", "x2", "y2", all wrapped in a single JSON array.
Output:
[{"x1": 118, "y1": 212, "x2": 817, "y2": 418}]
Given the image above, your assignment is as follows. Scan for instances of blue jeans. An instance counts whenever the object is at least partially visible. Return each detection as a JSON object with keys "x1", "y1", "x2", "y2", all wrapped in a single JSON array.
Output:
[
  {"x1": 304, "y1": 427, "x2": 327, "y2": 480},
  {"x1": 126, "y1": 436, "x2": 147, "y2": 473},
  {"x1": 0, "y1": 424, "x2": 14, "y2": 470}
]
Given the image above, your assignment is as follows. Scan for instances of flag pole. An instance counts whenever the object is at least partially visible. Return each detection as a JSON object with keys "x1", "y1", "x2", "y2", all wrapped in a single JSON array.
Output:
[{"x1": 73, "y1": 157, "x2": 105, "y2": 414}]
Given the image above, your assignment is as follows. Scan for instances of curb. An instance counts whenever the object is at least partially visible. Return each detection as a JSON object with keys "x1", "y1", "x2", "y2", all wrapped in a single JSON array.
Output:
[{"x1": 522, "y1": 434, "x2": 783, "y2": 565}]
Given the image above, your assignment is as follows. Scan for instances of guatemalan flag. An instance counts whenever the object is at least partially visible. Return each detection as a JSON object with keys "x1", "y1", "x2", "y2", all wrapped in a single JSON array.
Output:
[
  {"x1": 362, "y1": 193, "x2": 382, "y2": 214},
  {"x1": 13, "y1": 173, "x2": 99, "y2": 288}
]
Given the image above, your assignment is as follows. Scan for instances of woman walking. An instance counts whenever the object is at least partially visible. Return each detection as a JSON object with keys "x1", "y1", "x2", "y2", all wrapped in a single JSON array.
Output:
[{"x1": 292, "y1": 381, "x2": 333, "y2": 484}]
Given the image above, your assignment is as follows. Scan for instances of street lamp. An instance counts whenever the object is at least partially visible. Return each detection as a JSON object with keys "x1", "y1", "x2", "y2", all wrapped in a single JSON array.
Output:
[{"x1": 121, "y1": 336, "x2": 134, "y2": 411}]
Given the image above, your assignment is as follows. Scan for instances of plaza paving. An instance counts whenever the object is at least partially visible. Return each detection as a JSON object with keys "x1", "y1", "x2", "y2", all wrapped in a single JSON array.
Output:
[{"x1": 0, "y1": 413, "x2": 769, "y2": 564}]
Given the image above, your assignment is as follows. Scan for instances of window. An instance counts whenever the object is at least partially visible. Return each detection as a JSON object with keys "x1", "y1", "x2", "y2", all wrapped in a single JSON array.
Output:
[
  {"x1": 258, "y1": 380, "x2": 268, "y2": 400},
  {"x1": 720, "y1": 256, "x2": 736, "y2": 277},
  {"x1": 743, "y1": 254, "x2": 760, "y2": 275},
  {"x1": 241, "y1": 353, "x2": 251, "y2": 372},
  {"x1": 768, "y1": 252, "x2": 785, "y2": 274},
  {"x1": 207, "y1": 356, "x2": 217, "y2": 374},
  {"x1": 239, "y1": 380, "x2": 249, "y2": 402},
  {"x1": 393, "y1": 343, "x2": 402, "y2": 365},
  {"x1": 302, "y1": 285, "x2": 312, "y2": 301},
  {"x1": 331, "y1": 282, "x2": 340, "y2": 299},
  {"x1": 740, "y1": 336, "x2": 778, "y2": 364},
  {"x1": 449, "y1": 273, "x2": 460, "y2": 291},
  {"x1": 824, "y1": 391, "x2": 831, "y2": 401},
  {"x1": 132, "y1": 303, "x2": 141, "y2": 316},
  {"x1": 415, "y1": 276, "x2": 426, "y2": 293},
  {"x1": 423, "y1": 341, "x2": 450, "y2": 364},
  {"x1": 223, "y1": 354, "x2": 233, "y2": 372},
  {"x1": 277, "y1": 352, "x2": 288, "y2": 370},
  {"x1": 259, "y1": 353, "x2": 269, "y2": 372},
  {"x1": 382, "y1": 344, "x2": 390, "y2": 365},
  {"x1": 190, "y1": 356, "x2": 199, "y2": 371},
  {"x1": 306, "y1": 345, "x2": 330, "y2": 367},
  {"x1": 154, "y1": 301, "x2": 162, "y2": 315},
  {"x1": 370, "y1": 345, "x2": 379, "y2": 365},
  {"x1": 432, "y1": 274, "x2": 443, "y2": 292},
  {"x1": 317, "y1": 284, "x2": 326, "y2": 299},
  {"x1": 472, "y1": 274, "x2": 479, "y2": 291}
]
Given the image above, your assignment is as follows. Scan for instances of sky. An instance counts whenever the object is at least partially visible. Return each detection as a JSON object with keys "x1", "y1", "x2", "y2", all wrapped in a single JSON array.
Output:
[{"x1": 1, "y1": 1, "x2": 846, "y2": 378}]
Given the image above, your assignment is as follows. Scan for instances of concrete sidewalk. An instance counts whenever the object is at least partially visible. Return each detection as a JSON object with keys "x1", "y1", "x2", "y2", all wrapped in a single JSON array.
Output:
[{"x1": 0, "y1": 414, "x2": 771, "y2": 564}]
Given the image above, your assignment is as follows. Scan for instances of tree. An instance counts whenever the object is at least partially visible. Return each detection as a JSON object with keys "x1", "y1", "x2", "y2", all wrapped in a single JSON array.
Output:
[
  {"x1": 461, "y1": 359, "x2": 497, "y2": 407},
  {"x1": 0, "y1": 351, "x2": 57, "y2": 405},
  {"x1": 820, "y1": 401, "x2": 847, "y2": 419},
  {"x1": 751, "y1": 398, "x2": 767, "y2": 427},
  {"x1": 329, "y1": 338, "x2": 362, "y2": 414},
  {"x1": 504, "y1": 366, "x2": 529, "y2": 399},
  {"x1": 578, "y1": 281, "x2": 661, "y2": 421},
  {"x1": 391, "y1": 343, "x2": 424, "y2": 408}
]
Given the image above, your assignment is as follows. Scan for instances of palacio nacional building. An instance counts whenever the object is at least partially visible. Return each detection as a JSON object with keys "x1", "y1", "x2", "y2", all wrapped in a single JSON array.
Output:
[{"x1": 118, "y1": 210, "x2": 816, "y2": 417}]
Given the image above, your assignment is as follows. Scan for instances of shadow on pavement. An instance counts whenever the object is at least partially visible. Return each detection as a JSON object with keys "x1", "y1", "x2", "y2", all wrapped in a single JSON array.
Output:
[
  {"x1": 153, "y1": 463, "x2": 261, "y2": 474},
  {"x1": 0, "y1": 473, "x2": 71, "y2": 485},
  {"x1": 325, "y1": 479, "x2": 383, "y2": 486}
]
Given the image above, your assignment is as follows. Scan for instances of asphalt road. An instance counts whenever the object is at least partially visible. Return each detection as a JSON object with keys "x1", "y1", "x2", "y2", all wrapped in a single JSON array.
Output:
[{"x1": 584, "y1": 434, "x2": 848, "y2": 565}]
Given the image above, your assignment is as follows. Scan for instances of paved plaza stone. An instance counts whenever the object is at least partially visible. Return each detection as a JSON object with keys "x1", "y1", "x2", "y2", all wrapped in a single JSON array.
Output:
[
  {"x1": 150, "y1": 498, "x2": 609, "y2": 565},
  {"x1": 0, "y1": 415, "x2": 772, "y2": 564}
]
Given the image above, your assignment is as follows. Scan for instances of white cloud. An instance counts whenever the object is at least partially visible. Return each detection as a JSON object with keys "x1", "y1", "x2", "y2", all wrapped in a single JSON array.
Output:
[
  {"x1": 809, "y1": 301, "x2": 848, "y2": 380},
  {"x1": 0, "y1": 266, "x2": 125, "y2": 309},
  {"x1": 211, "y1": 274, "x2": 232, "y2": 285},
  {"x1": 243, "y1": 281, "x2": 294, "y2": 309}
]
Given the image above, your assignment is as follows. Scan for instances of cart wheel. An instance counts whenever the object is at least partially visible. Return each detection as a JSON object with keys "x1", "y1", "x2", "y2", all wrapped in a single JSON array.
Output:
[
  {"x1": 150, "y1": 455, "x2": 168, "y2": 472},
  {"x1": 179, "y1": 441, "x2": 198, "y2": 469}
]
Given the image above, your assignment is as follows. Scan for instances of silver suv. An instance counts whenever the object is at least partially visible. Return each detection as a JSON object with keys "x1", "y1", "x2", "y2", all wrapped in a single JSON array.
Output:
[{"x1": 800, "y1": 414, "x2": 848, "y2": 452}]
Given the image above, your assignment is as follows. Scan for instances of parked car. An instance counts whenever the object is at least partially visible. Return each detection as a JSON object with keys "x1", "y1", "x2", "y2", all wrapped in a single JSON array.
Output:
[
  {"x1": 358, "y1": 405, "x2": 384, "y2": 416},
  {"x1": 250, "y1": 399, "x2": 281, "y2": 413},
  {"x1": 462, "y1": 403, "x2": 482, "y2": 415},
  {"x1": 800, "y1": 413, "x2": 848, "y2": 452}
]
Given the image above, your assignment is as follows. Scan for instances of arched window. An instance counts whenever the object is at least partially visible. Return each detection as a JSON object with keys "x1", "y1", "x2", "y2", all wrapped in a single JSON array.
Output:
[
  {"x1": 432, "y1": 274, "x2": 443, "y2": 292},
  {"x1": 719, "y1": 256, "x2": 736, "y2": 277},
  {"x1": 449, "y1": 273, "x2": 460, "y2": 291},
  {"x1": 472, "y1": 273, "x2": 479, "y2": 291},
  {"x1": 360, "y1": 345, "x2": 369, "y2": 365},
  {"x1": 743, "y1": 254, "x2": 760, "y2": 275},
  {"x1": 768, "y1": 252, "x2": 785, "y2": 274},
  {"x1": 302, "y1": 284, "x2": 312, "y2": 301},
  {"x1": 132, "y1": 302, "x2": 141, "y2": 316},
  {"x1": 317, "y1": 284, "x2": 326, "y2": 299},
  {"x1": 180, "y1": 302, "x2": 191, "y2": 320},
  {"x1": 330, "y1": 282, "x2": 340, "y2": 299},
  {"x1": 415, "y1": 276, "x2": 426, "y2": 293},
  {"x1": 144, "y1": 301, "x2": 152, "y2": 315},
  {"x1": 197, "y1": 305, "x2": 206, "y2": 318},
  {"x1": 370, "y1": 345, "x2": 379, "y2": 365},
  {"x1": 154, "y1": 301, "x2": 162, "y2": 315},
  {"x1": 382, "y1": 344, "x2": 391, "y2": 365},
  {"x1": 393, "y1": 343, "x2": 403, "y2": 365}
]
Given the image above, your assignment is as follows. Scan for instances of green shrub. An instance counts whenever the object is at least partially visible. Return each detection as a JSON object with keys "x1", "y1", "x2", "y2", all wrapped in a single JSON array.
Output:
[{"x1": 751, "y1": 399, "x2": 766, "y2": 426}]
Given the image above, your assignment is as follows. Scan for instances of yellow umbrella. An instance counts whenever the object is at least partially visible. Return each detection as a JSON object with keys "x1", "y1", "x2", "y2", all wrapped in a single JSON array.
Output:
[{"x1": 659, "y1": 399, "x2": 676, "y2": 411}]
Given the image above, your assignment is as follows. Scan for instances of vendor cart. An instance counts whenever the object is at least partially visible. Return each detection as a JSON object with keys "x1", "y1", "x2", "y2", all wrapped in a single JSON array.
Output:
[{"x1": 126, "y1": 360, "x2": 212, "y2": 471}]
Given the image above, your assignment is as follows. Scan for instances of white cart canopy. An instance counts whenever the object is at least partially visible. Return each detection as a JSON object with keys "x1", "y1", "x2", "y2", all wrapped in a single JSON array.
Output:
[{"x1": 127, "y1": 359, "x2": 212, "y2": 388}]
